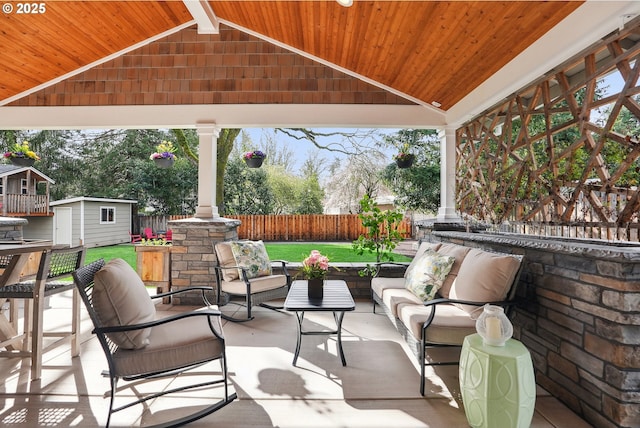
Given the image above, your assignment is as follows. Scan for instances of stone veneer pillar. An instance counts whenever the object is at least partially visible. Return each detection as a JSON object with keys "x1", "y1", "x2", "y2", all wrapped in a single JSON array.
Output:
[{"x1": 167, "y1": 216, "x2": 240, "y2": 305}]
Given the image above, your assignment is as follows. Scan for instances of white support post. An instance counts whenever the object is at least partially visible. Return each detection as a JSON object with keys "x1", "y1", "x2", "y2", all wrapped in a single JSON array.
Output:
[
  {"x1": 195, "y1": 123, "x2": 220, "y2": 218},
  {"x1": 437, "y1": 126, "x2": 460, "y2": 222}
]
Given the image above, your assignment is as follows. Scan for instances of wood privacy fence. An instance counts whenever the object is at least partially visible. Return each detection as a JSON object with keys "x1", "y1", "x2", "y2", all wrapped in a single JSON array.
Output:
[{"x1": 138, "y1": 214, "x2": 413, "y2": 241}]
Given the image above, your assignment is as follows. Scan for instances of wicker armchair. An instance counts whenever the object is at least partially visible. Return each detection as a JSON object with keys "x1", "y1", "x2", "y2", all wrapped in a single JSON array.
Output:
[
  {"x1": 213, "y1": 240, "x2": 290, "y2": 322},
  {"x1": 72, "y1": 258, "x2": 236, "y2": 427}
]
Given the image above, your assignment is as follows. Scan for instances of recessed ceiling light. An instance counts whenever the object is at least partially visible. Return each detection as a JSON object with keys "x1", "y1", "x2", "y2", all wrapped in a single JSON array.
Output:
[
  {"x1": 336, "y1": 0, "x2": 353, "y2": 7},
  {"x1": 431, "y1": 101, "x2": 442, "y2": 108}
]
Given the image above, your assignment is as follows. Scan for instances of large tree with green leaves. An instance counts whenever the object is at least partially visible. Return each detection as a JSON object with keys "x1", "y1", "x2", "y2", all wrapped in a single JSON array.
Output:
[{"x1": 380, "y1": 129, "x2": 441, "y2": 213}]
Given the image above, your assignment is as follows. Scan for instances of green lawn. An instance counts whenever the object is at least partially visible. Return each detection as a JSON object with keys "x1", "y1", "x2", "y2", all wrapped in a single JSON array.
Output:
[
  {"x1": 85, "y1": 242, "x2": 411, "y2": 270},
  {"x1": 265, "y1": 242, "x2": 411, "y2": 263}
]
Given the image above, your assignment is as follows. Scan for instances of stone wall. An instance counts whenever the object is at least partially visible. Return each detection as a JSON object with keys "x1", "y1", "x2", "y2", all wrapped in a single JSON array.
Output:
[
  {"x1": 432, "y1": 231, "x2": 640, "y2": 428},
  {"x1": 167, "y1": 216, "x2": 405, "y2": 302},
  {"x1": 167, "y1": 216, "x2": 240, "y2": 305},
  {"x1": 0, "y1": 217, "x2": 26, "y2": 242}
]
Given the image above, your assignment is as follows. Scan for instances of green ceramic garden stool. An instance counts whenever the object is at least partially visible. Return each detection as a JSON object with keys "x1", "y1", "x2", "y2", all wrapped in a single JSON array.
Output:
[{"x1": 459, "y1": 334, "x2": 536, "y2": 428}]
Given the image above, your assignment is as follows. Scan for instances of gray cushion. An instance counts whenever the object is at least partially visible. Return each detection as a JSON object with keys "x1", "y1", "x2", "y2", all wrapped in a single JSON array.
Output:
[
  {"x1": 435, "y1": 243, "x2": 471, "y2": 298},
  {"x1": 220, "y1": 274, "x2": 288, "y2": 295},
  {"x1": 397, "y1": 302, "x2": 476, "y2": 344},
  {"x1": 215, "y1": 241, "x2": 239, "y2": 282},
  {"x1": 111, "y1": 307, "x2": 224, "y2": 378},
  {"x1": 371, "y1": 276, "x2": 405, "y2": 299},
  {"x1": 382, "y1": 287, "x2": 423, "y2": 317},
  {"x1": 93, "y1": 258, "x2": 156, "y2": 349},
  {"x1": 449, "y1": 248, "x2": 521, "y2": 317}
]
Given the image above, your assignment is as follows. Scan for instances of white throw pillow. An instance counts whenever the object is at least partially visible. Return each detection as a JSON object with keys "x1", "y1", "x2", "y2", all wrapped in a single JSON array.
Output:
[
  {"x1": 93, "y1": 258, "x2": 156, "y2": 349},
  {"x1": 404, "y1": 249, "x2": 455, "y2": 302},
  {"x1": 404, "y1": 241, "x2": 442, "y2": 278}
]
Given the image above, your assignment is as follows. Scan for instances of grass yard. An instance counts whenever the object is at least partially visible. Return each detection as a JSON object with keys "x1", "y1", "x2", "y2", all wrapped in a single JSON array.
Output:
[
  {"x1": 265, "y1": 242, "x2": 412, "y2": 263},
  {"x1": 85, "y1": 241, "x2": 412, "y2": 270}
]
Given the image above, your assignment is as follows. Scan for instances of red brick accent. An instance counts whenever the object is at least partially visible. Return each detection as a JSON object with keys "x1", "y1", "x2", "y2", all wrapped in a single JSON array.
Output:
[{"x1": 11, "y1": 25, "x2": 413, "y2": 107}]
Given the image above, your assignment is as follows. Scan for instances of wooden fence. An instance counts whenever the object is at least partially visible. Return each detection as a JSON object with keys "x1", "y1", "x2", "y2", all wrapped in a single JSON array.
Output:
[{"x1": 138, "y1": 214, "x2": 413, "y2": 241}]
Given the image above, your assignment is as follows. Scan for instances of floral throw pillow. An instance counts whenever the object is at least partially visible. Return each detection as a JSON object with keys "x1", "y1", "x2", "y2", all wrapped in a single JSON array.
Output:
[
  {"x1": 404, "y1": 249, "x2": 455, "y2": 302},
  {"x1": 230, "y1": 240, "x2": 272, "y2": 279}
]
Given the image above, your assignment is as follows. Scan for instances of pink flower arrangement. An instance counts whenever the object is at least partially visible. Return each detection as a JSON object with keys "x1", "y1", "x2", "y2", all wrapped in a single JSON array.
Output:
[
  {"x1": 301, "y1": 250, "x2": 330, "y2": 279},
  {"x1": 243, "y1": 150, "x2": 266, "y2": 160}
]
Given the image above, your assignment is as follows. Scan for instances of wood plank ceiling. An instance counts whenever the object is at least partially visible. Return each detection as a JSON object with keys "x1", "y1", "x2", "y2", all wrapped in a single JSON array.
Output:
[{"x1": 0, "y1": 1, "x2": 583, "y2": 110}]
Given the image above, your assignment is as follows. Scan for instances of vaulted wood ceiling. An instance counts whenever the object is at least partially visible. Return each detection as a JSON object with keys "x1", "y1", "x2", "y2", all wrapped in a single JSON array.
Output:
[{"x1": 1, "y1": 1, "x2": 637, "y2": 128}]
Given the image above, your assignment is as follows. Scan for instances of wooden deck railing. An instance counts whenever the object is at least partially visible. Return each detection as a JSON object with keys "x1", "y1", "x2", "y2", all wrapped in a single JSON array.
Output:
[{"x1": 1, "y1": 194, "x2": 50, "y2": 216}]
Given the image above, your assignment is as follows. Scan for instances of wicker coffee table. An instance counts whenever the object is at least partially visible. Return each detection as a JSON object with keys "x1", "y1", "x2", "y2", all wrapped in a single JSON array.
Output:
[{"x1": 284, "y1": 280, "x2": 355, "y2": 366}]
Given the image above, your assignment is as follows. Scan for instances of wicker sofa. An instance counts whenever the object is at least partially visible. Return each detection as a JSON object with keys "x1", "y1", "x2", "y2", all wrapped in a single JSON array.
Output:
[{"x1": 372, "y1": 241, "x2": 524, "y2": 395}]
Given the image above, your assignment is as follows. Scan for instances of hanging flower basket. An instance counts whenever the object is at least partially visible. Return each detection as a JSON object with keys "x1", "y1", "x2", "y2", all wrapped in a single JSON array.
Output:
[
  {"x1": 10, "y1": 157, "x2": 35, "y2": 167},
  {"x1": 5, "y1": 140, "x2": 39, "y2": 167},
  {"x1": 395, "y1": 154, "x2": 415, "y2": 168},
  {"x1": 244, "y1": 157, "x2": 264, "y2": 168},
  {"x1": 150, "y1": 141, "x2": 177, "y2": 168},
  {"x1": 243, "y1": 150, "x2": 266, "y2": 168},
  {"x1": 154, "y1": 157, "x2": 175, "y2": 169}
]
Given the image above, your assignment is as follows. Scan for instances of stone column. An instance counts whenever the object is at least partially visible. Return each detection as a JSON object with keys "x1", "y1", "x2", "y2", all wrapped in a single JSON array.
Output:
[
  {"x1": 168, "y1": 216, "x2": 240, "y2": 305},
  {"x1": 195, "y1": 123, "x2": 220, "y2": 218}
]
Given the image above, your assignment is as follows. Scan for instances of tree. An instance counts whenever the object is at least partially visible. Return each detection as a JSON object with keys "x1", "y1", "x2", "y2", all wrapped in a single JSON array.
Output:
[
  {"x1": 352, "y1": 194, "x2": 405, "y2": 276},
  {"x1": 297, "y1": 173, "x2": 324, "y2": 214},
  {"x1": 381, "y1": 129, "x2": 441, "y2": 213},
  {"x1": 324, "y1": 149, "x2": 390, "y2": 213},
  {"x1": 223, "y1": 157, "x2": 274, "y2": 214},
  {"x1": 266, "y1": 166, "x2": 301, "y2": 214}
]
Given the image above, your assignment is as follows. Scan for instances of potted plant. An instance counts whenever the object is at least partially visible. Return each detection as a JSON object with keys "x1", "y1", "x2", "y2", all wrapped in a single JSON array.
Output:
[
  {"x1": 393, "y1": 152, "x2": 415, "y2": 168},
  {"x1": 135, "y1": 237, "x2": 172, "y2": 302},
  {"x1": 150, "y1": 141, "x2": 177, "y2": 168},
  {"x1": 243, "y1": 150, "x2": 266, "y2": 168},
  {"x1": 301, "y1": 249, "x2": 330, "y2": 299},
  {"x1": 352, "y1": 194, "x2": 405, "y2": 277},
  {"x1": 4, "y1": 140, "x2": 40, "y2": 167}
]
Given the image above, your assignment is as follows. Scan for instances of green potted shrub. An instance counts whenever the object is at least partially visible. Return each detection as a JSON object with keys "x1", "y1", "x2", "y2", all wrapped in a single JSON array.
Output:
[{"x1": 352, "y1": 194, "x2": 405, "y2": 277}]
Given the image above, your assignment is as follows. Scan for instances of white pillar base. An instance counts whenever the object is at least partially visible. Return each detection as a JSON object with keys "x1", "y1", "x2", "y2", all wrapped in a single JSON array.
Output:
[
  {"x1": 194, "y1": 205, "x2": 219, "y2": 218},
  {"x1": 437, "y1": 207, "x2": 461, "y2": 222}
]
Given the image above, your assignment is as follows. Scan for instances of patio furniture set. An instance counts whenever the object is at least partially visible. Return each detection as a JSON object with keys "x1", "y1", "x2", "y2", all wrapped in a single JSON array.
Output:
[
  {"x1": 0, "y1": 237, "x2": 529, "y2": 427},
  {"x1": 372, "y1": 240, "x2": 532, "y2": 427}
]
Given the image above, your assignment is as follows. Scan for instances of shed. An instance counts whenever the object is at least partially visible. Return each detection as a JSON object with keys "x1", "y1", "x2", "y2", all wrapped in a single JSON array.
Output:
[{"x1": 25, "y1": 197, "x2": 137, "y2": 248}]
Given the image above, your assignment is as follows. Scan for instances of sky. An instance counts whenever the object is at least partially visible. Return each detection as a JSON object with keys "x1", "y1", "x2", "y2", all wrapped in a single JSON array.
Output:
[{"x1": 241, "y1": 127, "x2": 400, "y2": 178}]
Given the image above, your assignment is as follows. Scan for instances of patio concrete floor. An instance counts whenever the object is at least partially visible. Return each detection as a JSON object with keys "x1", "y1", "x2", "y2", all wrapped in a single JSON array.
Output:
[{"x1": 0, "y1": 291, "x2": 592, "y2": 427}]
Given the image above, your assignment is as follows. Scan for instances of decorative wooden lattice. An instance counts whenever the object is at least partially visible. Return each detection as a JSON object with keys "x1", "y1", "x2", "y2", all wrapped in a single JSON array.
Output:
[{"x1": 457, "y1": 17, "x2": 640, "y2": 240}]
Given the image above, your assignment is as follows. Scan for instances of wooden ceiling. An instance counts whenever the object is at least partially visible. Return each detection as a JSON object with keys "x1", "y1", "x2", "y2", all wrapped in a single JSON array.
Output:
[{"x1": 1, "y1": 1, "x2": 584, "y2": 111}]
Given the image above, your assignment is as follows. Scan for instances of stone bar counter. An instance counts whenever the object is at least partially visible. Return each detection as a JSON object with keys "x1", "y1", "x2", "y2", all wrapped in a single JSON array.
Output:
[{"x1": 431, "y1": 231, "x2": 639, "y2": 428}]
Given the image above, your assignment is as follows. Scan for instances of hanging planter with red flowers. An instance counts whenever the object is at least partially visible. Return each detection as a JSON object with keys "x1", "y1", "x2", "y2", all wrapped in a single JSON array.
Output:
[{"x1": 243, "y1": 150, "x2": 266, "y2": 168}]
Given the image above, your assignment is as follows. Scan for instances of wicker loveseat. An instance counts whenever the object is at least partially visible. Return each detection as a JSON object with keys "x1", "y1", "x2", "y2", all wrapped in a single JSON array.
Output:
[{"x1": 372, "y1": 241, "x2": 524, "y2": 395}]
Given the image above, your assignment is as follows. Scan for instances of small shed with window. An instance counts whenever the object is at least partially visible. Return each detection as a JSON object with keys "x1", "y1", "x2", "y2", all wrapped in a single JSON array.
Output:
[{"x1": 25, "y1": 196, "x2": 137, "y2": 247}]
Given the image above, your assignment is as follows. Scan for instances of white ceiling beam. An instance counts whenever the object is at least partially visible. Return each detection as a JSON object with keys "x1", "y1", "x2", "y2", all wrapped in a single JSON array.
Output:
[
  {"x1": 183, "y1": 0, "x2": 219, "y2": 34},
  {"x1": 0, "y1": 104, "x2": 446, "y2": 130}
]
